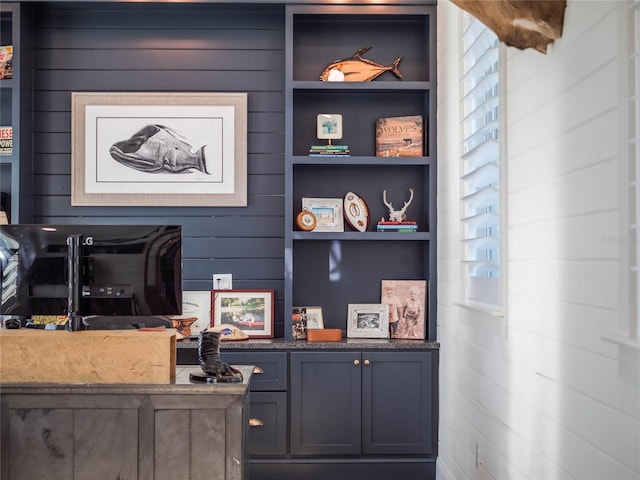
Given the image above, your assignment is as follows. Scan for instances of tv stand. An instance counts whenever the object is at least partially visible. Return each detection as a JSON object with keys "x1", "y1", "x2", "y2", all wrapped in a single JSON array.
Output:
[{"x1": 82, "y1": 315, "x2": 172, "y2": 330}]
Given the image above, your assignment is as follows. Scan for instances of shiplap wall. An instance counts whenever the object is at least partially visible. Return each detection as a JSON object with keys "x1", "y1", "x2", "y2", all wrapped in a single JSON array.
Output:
[
  {"x1": 29, "y1": 3, "x2": 286, "y2": 334},
  {"x1": 437, "y1": 1, "x2": 640, "y2": 479}
]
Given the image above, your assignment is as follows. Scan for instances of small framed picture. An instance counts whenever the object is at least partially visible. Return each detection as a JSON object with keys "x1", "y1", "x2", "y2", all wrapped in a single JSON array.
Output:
[
  {"x1": 305, "y1": 307, "x2": 324, "y2": 329},
  {"x1": 317, "y1": 113, "x2": 343, "y2": 140},
  {"x1": 292, "y1": 306, "x2": 324, "y2": 339},
  {"x1": 169, "y1": 290, "x2": 212, "y2": 338},
  {"x1": 211, "y1": 289, "x2": 274, "y2": 339},
  {"x1": 381, "y1": 280, "x2": 427, "y2": 340},
  {"x1": 302, "y1": 197, "x2": 344, "y2": 232},
  {"x1": 347, "y1": 303, "x2": 389, "y2": 339}
]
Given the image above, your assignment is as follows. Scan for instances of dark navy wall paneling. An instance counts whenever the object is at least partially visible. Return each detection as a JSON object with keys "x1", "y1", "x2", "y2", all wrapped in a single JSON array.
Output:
[{"x1": 30, "y1": 3, "x2": 286, "y2": 335}]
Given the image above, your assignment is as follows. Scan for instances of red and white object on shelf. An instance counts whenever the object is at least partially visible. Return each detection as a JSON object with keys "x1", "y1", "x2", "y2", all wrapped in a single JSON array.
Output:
[{"x1": 343, "y1": 191, "x2": 370, "y2": 232}]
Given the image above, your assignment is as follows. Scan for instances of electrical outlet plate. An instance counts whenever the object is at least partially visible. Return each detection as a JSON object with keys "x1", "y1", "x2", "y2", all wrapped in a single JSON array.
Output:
[{"x1": 213, "y1": 274, "x2": 233, "y2": 290}]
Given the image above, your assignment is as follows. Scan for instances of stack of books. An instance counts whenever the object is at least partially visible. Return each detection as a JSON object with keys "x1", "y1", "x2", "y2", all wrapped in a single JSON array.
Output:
[
  {"x1": 308, "y1": 145, "x2": 350, "y2": 157},
  {"x1": 376, "y1": 221, "x2": 418, "y2": 233}
]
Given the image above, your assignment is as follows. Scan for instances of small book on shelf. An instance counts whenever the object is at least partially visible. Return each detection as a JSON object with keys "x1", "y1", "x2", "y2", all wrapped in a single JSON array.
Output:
[
  {"x1": 375, "y1": 115, "x2": 424, "y2": 157},
  {"x1": 0, "y1": 126, "x2": 12, "y2": 155},
  {"x1": 310, "y1": 145, "x2": 349, "y2": 151},
  {"x1": 377, "y1": 225, "x2": 418, "y2": 232},
  {"x1": 376, "y1": 220, "x2": 418, "y2": 232},
  {"x1": 0, "y1": 45, "x2": 13, "y2": 80},
  {"x1": 309, "y1": 144, "x2": 350, "y2": 157}
]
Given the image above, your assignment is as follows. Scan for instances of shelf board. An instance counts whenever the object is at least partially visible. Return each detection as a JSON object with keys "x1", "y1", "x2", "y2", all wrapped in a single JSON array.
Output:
[
  {"x1": 291, "y1": 231, "x2": 432, "y2": 241},
  {"x1": 0, "y1": 155, "x2": 18, "y2": 164},
  {"x1": 290, "y1": 80, "x2": 433, "y2": 92},
  {"x1": 291, "y1": 155, "x2": 432, "y2": 166}
]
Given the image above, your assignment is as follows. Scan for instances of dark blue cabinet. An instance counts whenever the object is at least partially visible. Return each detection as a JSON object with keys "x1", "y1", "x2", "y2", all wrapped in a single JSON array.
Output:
[
  {"x1": 291, "y1": 351, "x2": 362, "y2": 455},
  {"x1": 222, "y1": 351, "x2": 288, "y2": 456},
  {"x1": 291, "y1": 350, "x2": 437, "y2": 456},
  {"x1": 362, "y1": 350, "x2": 436, "y2": 455}
]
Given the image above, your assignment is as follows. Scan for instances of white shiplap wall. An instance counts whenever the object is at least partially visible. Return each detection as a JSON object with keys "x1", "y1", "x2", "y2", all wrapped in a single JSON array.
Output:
[{"x1": 436, "y1": 1, "x2": 640, "y2": 479}]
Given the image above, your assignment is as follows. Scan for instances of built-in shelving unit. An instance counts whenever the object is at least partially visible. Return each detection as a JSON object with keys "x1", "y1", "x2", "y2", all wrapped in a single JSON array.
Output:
[
  {"x1": 0, "y1": 3, "x2": 32, "y2": 224},
  {"x1": 284, "y1": 4, "x2": 437, "y2": 341}
]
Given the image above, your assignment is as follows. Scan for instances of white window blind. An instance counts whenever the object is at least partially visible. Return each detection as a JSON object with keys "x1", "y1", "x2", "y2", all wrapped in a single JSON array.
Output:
[
  {"x1": 460, "y1": 12, "x2": 502, "y2": 307},
  {"x1": 630, "y1": 0, "x2": 640, "y2": 336}
]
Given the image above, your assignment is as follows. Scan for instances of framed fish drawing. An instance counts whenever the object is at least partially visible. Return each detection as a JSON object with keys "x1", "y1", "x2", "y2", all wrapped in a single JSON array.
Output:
[
  {"x1": 71, "y1": 92, "x2": 247, "y2": 207},
  {"x1": 320, "y1": 47, "x2": 403, "y2": 82}
]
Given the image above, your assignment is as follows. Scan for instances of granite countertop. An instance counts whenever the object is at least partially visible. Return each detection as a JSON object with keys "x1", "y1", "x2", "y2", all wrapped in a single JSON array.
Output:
[
  {"x1": 177, "y1": 338, "x2": 440, "y2": 350},
  {"x1": 1, "y1": 365, "x2": 254, "y2": 395}
]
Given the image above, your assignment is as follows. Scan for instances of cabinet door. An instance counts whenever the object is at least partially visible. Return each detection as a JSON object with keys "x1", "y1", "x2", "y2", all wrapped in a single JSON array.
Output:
[
  {"x1": 290, "y1": 351, "x2": 362, "y2": 455},
  {"x1": 221, "y1": 351, "x2": 288, "y2": 391},
  {"x1": 248, "y1": 392, "x2": 287, "y2": 456},
  {"x1": 361, "y1": 351, "x2": 436, "y2": 455}
]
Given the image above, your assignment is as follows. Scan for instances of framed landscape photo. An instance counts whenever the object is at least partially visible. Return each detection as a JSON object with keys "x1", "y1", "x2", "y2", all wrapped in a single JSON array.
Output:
[
  {"x1": 347, "y1": 303, "x2": 389, "y2": 339},
  {"x1": 301, "y1": 197, "x2": 344, "y2": 232},
  {"x1": 381, "y1": 280, "x2": 427, "y2": 339},
  {"x1": 71, "y1": 92, "x2": 247, "y2": 207},
  {"x1": 211, "y1": 289, "x2": 274, "y2": 338},
  {"x1": 169, "y1": 290, "x2": 212, "y2": 339}
]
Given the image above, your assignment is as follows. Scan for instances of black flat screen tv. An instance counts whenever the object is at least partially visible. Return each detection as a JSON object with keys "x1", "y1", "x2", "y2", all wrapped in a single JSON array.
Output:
[{"x1": 0, "y1": 224, "x2": 182, "y2": 327}]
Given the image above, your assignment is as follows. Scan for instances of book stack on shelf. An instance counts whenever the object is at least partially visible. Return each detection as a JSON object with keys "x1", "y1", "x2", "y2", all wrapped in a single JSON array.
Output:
[
  {"x1": 308, "y1": 144, "x2": 350, "y2": 157},
  {"x1": 376, "y1": 221, "x2": 418, "y2": 233}
]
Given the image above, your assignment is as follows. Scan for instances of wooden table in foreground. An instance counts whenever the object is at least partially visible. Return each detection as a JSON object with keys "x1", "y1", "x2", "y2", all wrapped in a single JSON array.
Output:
[{"x1": 0, "y1": 365, "x2": 253, "y2": 480}]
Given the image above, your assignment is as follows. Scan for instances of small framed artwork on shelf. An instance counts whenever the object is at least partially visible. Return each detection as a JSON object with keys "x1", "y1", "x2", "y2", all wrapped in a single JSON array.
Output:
[
  {"x1": 169, "y1": 290, "x2": 212, "y2": 339},
  {"x1": 380, "y1": 280, "x2": 427, "y2": 340},
  {"x1": 346, "y1": 303, "x2": 389, "y2": 339},
  {"x1": 292, "y1": 306, "x2": 324, "y2": 340},
  {"x1": 301, "y1": 197, "x2": 344, "y2": 232},
  {"x1": 316, "y1": 113, "x2": 343, "y2": 142},
  {"x1": 211, "y1": 289, "x2": 274, "y2": 339},
  {"x1": 169, "y1": 290, "x2": 211, "y2": 338}
]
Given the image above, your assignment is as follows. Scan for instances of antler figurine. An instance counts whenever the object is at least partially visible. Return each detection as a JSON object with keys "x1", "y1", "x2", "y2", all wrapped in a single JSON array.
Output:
[{"x1": 383, "y1": 188, "x2": 414, "y2": 222}]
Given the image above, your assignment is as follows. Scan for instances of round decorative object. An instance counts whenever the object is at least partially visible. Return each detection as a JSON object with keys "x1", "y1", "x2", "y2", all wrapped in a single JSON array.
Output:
[
  {"x1": 296, "y1": 209, "x2": 317, "y2": 231},
  {"x1": 343, "y1": 191, "x2": 370, "y2": 232}
]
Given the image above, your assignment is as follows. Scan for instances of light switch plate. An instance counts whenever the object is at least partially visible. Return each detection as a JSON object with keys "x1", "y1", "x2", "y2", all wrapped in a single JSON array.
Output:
[{"x1": 212, "y1": 274, "x2": 233, "y2": 290}]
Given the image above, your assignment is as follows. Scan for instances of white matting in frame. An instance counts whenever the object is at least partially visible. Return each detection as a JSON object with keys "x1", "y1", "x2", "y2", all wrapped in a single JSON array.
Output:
[
  {"x1": 71, "y1": 92, "x2": 247, "y2": 207},
  {"x1": 169, "y1": 290, "x2": 212, "y2": 339},
  {"x1": 347, "y1": 303, "x2": 389, "y2": 339},
  {"x1": 301, "y1": 197, "x2": 344, "y2": 232}
]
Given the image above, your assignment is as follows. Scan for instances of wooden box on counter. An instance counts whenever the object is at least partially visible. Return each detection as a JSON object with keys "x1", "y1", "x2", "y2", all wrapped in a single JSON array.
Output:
[{"x1": 0, "y1": 328, "x2": 177, "y2": 384}]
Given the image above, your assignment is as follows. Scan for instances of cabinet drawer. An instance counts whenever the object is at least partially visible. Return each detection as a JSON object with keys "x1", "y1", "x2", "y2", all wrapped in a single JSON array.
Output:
[
  {"x1": 222, "y1": 352, "x2": 287, "y2": 391},
  {"x1": 248, "y1": 392, "x2": 287, "y2": 456}
]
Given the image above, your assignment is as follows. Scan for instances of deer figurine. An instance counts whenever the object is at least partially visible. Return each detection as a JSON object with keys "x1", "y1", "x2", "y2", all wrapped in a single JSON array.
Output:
[{"x1": 383, "y1": 188, "x2": 414, "y2": 222}]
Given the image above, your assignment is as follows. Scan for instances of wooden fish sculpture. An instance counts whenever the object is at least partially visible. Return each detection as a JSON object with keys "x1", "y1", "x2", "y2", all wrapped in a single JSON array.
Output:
[{"x1": 320, "y1": 47, "x2": 403, "y2": 82}]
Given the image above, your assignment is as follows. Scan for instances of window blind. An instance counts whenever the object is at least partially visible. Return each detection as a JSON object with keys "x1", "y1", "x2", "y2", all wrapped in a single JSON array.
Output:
[{"x1": 460, "y1": 12, "x2": 502, "y2": 307}]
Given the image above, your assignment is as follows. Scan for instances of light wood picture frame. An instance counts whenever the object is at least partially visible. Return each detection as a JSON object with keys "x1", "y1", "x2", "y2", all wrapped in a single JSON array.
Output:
[
  {"x1": 71, "y1": 92, "x2": 247, "y2": 207},
  {"x1": 301, "y1": 197, "x2": 344, "y2": 232},
  {"x1": 347, "y1": 303, "x2": 389, "y2": 339},
  {"x1": 211, "y1": 289, "x2": 274, "y2": 339}
]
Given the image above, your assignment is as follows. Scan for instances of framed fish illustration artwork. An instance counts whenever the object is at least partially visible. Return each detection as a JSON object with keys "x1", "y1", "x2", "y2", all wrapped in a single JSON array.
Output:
[{"x1": 71, "y1": 92, "x2": 248, "y2": 207}]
